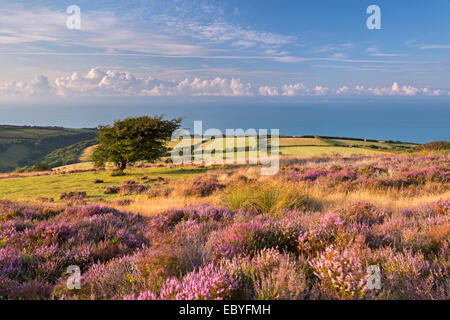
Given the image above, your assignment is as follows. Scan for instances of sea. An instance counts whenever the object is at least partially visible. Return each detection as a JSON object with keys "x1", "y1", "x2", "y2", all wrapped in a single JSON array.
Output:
[{"x1": 0, "y1": 97, "x2": 448, "y2": 143}]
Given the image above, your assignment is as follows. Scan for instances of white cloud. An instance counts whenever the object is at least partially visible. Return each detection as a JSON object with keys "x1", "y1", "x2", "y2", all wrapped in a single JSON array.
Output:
[
  {"x1": 336, "y1": 86, "x2": 349, "y2": 95},
  {"x1": 259, "y1": 81, "x2": 446, "y2": 97},
  {"x1": 156, "y1": 77, "x2": 253, "y2": 97},
  {"x1": 317, "y1": 43, "x2": 356, "y2": 54},
  {"x1": 312, "y1": 85, "x2": 329, "y2": 96},
  {"x1": 420, "y1": 44, "x2": 450, "y2": 49},
  {"x1": 168, "y1": 19, "x2": 295, "y2": 47},
  {"x1": 281, "y1": 83, "x2": 308, "y2": 96},
  {"x1": 0, "y1": 68, "x2": 447, "y2": 98},
  {"x1": 366, "y1": 46, "x2": 406, "y2": 57},
  {"x1": 360, "y1": 82, "x2": 443, "y2": 96},
  {"x1": 0, "y1": 6, "x2": 202, "y2": 56},
  {"x1": 0, "y1": 75, "x2": 52, "y2": 96},
  {"x1": 1, "y1": 67, "x2": 253, "y2": 97},
  {"x1": 258, "y1": 86, "x2": 280, "y2": 96}
]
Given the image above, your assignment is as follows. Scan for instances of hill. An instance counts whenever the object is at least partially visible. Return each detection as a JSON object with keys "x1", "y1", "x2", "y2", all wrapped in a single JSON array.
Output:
[{"x1": 0, "y1": 125, "x2": 97, "y2": 172}]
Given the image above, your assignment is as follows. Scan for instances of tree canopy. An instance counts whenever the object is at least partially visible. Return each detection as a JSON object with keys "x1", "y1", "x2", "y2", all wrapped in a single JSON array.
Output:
[{"x1": 92, "y1": 115, "x2": 181, "y2": 170}]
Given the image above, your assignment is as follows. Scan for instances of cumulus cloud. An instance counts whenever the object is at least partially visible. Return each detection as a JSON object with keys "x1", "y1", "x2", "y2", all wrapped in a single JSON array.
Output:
[
  {"x1": 142, "y1": 77, "x2": 253, "y2": 97},
  {"x1": 1, "y1": 68, "x2": 252, "y2": 97},
  {"x1": 257, "y1": 81, "x2": 447, "y2": 97},
  {"x1": 259, "y1": 83, "x2": 327, "y2": 96},
  {"x1": 365, "y1": 82, "x2": 438, "y2": 96},
  {"x1": 0, "y1": 69, "x2": 447, "y2": 98},
  {"x1": 258, "y1": 86, "x2": 280, "y2": 96},
  {"x1": 0, "y1": 75, "x2": 52, "y2": 96},
  {"x1": 280, "y1": 83, "x2": 308, "y2": 96},
  {"x1": 336, "y1": 86, "x2": 349, "y2": 95}
]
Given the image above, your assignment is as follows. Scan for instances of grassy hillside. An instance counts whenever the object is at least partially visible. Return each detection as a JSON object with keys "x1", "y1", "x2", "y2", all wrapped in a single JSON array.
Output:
[
  {"x1": 0, "y1": 126, "x2": 418, "y2": 173},
  {"x1": 42, "y1": 139, "x2": 98, "y2": 168},
  {"x1": 0, "y1": 125, "x2": 97, "y2": 172},
  {"x1": 53, "y1": 134, "x2": 416, "y2": 172}
]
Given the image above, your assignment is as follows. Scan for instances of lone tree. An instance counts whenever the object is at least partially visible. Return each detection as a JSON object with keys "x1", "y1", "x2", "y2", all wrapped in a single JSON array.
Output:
[{"x1": 92, "y1": 115, "x2": 181, "y2": 171}]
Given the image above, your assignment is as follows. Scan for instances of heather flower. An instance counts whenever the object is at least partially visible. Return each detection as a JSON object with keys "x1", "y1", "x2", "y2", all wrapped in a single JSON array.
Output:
[
  {"x1": 435, "y1": 199, "x2": 449, "y2": 216},
  {"x1": 339, "y1": 201, "x2": 386, "y2": 226},
  {"x1": 151, "y1": 204, "x2": 233, "y2": 232},
  {"x1": 320, "y1": 212, "x2": 346, "y2": 228},
  {"x1": 119, "y1": 183, "x2": 148, "y2": 195},
  {"x1": 0, "y1": 203, "x2": 151, "y2": 299},
  {"x1": 374, "y1": 247, "x2": 448, "y2": 299},
  {"x1": 309, "y1": 246, "x2": 369, "y2": 299},
  {"x1": 299, "y1": 170, "x2": 327, "y2": 182},
  {"x1": 183, "y1": 179, "x2": 225, "y2": 197},
  {"x1": 60, "y1": 191, "x2": 86, "y2": 201},
  {"x1": 251, "y1": 251, "x2": 308, "y2": 300},
  {"x1": 159, "y1": 262, "x2": 243, "y2": 300},
  {"x1": 209, "y1": 217, "x2": 289, "y2": 260},
  {"x1": 328, "y1": 170, "x2": 357, "y2": 181}
]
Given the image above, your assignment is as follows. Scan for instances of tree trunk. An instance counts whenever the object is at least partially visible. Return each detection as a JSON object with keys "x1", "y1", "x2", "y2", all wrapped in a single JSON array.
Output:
[{"x1": 119, "y1": 161, "x2": 127, "y2": 171}]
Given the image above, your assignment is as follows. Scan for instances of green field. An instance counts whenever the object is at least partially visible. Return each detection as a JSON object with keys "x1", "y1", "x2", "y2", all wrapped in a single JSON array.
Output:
[
  {"x1": 278, "y1": 137, "x2": 331, "y2": 146},
  {"x1": 0, "y1": 166, "x2": 209, "y2": 201},
  {"x1": 0, "y1": 126, "x2": 416, "y2": 174}
]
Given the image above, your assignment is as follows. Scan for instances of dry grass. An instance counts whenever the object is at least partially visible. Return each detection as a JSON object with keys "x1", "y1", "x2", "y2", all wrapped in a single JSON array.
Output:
[
  {"x1": 79, "y1": 144, "x2": 98, "y2": 162},
  {"x1": 1, "y1": 153, "x2": 448, "y2": 219},
  {"x1": 115, "y1": 195, "x2": 221, "y2": 216}
]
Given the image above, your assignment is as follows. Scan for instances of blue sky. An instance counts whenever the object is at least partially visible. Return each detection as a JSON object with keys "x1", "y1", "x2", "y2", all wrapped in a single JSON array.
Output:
[{"x1": 0, "y1": 0, "x2": 449, "y2": 99}]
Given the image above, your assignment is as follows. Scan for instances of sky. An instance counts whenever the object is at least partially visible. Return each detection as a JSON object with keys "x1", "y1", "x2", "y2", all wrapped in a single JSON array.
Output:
[{"x1": 0, "y1": 0, "x2": 449, "y2": 100}]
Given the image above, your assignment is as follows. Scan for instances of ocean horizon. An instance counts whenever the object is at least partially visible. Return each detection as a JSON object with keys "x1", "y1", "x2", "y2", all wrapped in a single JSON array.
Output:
[{"x1": 0, "y1": 98, "x2": 448, "y2": 143}]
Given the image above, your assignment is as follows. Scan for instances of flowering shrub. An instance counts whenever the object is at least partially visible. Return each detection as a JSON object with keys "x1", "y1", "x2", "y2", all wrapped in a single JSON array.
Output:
[
  {"x1": 183, "y1": 179, "x2": 225, "y2": 197},
  {"x1": 104, "y1": 186, "x2": 119, "y2": 194},
  {"x1": 298, "y1": 170, "x2": 327, "y2": 182},
  {"x1": 208, "y1": 217, "x2": 294, "y2": 260},
  {"x1": 374, "y1": 247, "x2": 448, "y2": 299},
  {"x1": 435, "y1": 199, "x2": 449, "y2": 216},
  {"x1": 146, "y1": 183, "x2": 173, "y2": 198},
  {"x1": 59, "y1": 191, "x2": 86, "y2": 201},
  {"x1": 0, "y1": 153, "x2": 449, "y2": 300},
  {"x1": 55, "y1": 255, "x2": 146, "y2": 300},
  {"x1": 251, "y1": 249, "x2": 308, "y2": 300},
  {"x1": 161, "y1": 263, "x2": 243, "y2": 300},
  {"x1": 328, "y1": 170, "x2": 357, "y2": 182},
  {"x1": 309, "y1": 246, "x2": 369, "y2": 299},
  {"x1": 127, "y1": 262, "x2": 243, "y2": 300},
  {"x1": 150, "y1": 204, "x2": 233, "y2": 233},
  {"x1": 119, "y1": 182, "x2": 148, "y2": 195},
  {"x1": 0, "y1": 203, "x2": 150, "y2": 299},
  {"x1": 339, "y1": 201, "x2": 386, "y2": 226}
]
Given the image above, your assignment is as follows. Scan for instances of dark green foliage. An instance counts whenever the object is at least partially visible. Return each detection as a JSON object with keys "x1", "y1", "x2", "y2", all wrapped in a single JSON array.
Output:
[
  {"x1": 413, "y1": 141, "x2": 450, "y2": 152},
  {"x1": 92, "y1": 116, "x2": 181, "y2": 171},
  {"x1": 32, "y1": 162, "x2": 49, "y2": 172},
  {"x1": 42, "y1": 139, "x2": 97, "y2": 168},
  {"x1": 0, "y1": 125, "x2": 97, "y2": 172}
]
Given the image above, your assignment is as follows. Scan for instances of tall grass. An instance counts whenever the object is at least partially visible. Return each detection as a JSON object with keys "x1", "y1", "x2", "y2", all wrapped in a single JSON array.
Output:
[{"x1": 224, "y1": 181, "x2": 316, "y2": 215}]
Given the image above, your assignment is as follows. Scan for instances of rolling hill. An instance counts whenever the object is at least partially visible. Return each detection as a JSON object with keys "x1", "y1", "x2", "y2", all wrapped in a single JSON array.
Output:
[
  {"x1": 0, "y1": 125, "x2": 97, "y2": 172},
  {"x1": 0, "y1": 124, "x2": 420, "y2": 173}
]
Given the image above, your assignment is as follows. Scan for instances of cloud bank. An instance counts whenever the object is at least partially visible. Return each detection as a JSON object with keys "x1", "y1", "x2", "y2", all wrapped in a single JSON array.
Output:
[{"x1": 0, "y1": 68, "x2": 447, "y2": 98}]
